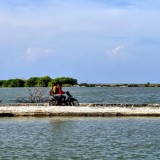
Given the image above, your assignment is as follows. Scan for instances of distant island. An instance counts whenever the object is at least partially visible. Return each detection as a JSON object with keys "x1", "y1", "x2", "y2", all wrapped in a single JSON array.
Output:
[
  {"x1": 78, "y1": 82, "x2": 160, "y2": 87},
  {"x1": 0, "y1": 76, "x2": 159, "y2": 87},
  {"x1": 0, "y1": 76, "x2": 77, "y2": 87}
]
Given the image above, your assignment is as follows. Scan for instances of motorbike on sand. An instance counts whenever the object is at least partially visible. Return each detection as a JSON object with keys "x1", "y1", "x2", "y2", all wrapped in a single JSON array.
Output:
[{"x1": 49, "y1": 91, "x2": 79, "y2": 106}]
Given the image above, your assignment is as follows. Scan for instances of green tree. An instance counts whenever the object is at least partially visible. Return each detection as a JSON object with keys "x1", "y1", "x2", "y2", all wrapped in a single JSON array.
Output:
[
  {"x1": 0, "y1": 80, "x2": 3, "y2": 87},
  {"x1": 25, "y1": 77, "x2": 39, "y2": 87},
  {"x1": 1, "y1": 79, "x2": 25, "y2": 87},
  {"x1": 2, "y1": 80, "x2": 10, "y2": 87},
  {"x1": 0, "y1": 76, "x2": 77, "y2": 87},
  {"x1": 52, "y1": 77, "x2": 77, "y2": 85},
  {"x1": 10, "y1": 79, "x2": 25, "y2": 87},
  {"x1": 9, "y1": 79, "x2": 17, "y2": 87},
  {"x1": 144, "y1": 82, "x2": 150, "y2": 87},
  {"x1": 38, "y1": 76, "x2": 52, "y2": 87}
]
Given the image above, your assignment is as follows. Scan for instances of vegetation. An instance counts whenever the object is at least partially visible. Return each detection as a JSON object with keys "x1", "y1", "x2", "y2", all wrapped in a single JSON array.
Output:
[
  {"x1": 1, "y1": 79, "x2": 25, "y2": 87},
  {"x1": 51, "y1": 77, "x2": 77, "y2": 86},
  {"x1": 16, "y1": 88, "x2": 47, "y2": 103},
  {"x1": 78, "y1": 83, "x2": 160, "y2": 87},
  {"x1": 1, "y1": 77, "x2": 160, "y2": 88},
  {"x1": 0, "y1": 76, "x2": 77, "y2": 87}
]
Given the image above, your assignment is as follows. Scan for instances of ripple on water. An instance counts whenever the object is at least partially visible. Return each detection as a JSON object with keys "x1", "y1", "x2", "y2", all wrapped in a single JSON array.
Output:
[{"x1": 0, "y1": 117, "x2": 160, "y2": 159}]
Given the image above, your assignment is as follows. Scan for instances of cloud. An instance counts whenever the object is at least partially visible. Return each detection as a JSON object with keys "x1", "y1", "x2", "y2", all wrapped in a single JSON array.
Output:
[
  {"x1": 106, "y1": 45, "x2": 124, "y2": 57},
  {"x1": 25, "y1": 47, "x2": 52, "y2": 63},
  {"x1": 1, "y1": 0, "x2": 160, "y2": 82}
]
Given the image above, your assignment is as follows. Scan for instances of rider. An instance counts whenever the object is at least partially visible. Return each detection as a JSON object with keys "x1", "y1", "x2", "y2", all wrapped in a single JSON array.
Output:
[{"x1": 57, "y1": 81, "x2": 66, "y2": 101}]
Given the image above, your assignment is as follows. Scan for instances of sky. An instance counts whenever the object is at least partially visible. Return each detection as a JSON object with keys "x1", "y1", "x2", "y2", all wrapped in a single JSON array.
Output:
[{"x1": 0, "y1": 0, "x2": 160, "y2": 83}]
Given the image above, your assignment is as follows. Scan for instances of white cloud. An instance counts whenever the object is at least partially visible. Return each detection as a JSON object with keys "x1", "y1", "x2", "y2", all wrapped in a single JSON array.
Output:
[
  {"x1": 1, "y1": 0, "x2": 160, "y2": 82},
  {"x1": 107, "y1": 45, "x2": 124, "y2": 57},
  {"x1": 25, "y1": 47, "x2": 52, "y2": 63}
]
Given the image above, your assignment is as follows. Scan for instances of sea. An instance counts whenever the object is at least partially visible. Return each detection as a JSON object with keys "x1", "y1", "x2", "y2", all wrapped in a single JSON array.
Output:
[
  {"x1": 0, "y1": 87, "x2": 160, "y2": 160},
  {"x1": 1, "y1": 86, "x2": 160, "y2": 104}
]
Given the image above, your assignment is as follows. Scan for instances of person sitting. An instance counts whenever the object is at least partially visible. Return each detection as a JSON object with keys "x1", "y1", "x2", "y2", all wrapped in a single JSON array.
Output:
[
  {"x1": 49, "y1": 82, "x2": 58, "y2": 97},
  {"x1": 57, "y1": 81, "x2": 66, "y2": 102},
  {"x1": 52, "y1": 82, "x2": 58, "y2": 94}
]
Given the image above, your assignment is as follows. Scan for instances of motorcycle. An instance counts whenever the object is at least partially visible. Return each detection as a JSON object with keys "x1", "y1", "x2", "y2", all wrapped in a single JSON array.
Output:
[{"x1": 49, "y1": 91, "x2": 79, "y2": 106}]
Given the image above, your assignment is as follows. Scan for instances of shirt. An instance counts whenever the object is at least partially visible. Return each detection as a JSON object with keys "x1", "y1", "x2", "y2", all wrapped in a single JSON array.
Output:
[{"x1": 57, "y1": 85, "x2": 65, "y2": 94}]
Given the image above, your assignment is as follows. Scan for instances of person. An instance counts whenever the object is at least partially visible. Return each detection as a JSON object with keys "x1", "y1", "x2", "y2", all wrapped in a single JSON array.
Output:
[
  {"x1": 57, "y1": 81, "x2": 66, "y2": 101},
  {"x1": 49, "y1": 82, "x2": 58, "y2": 96},
  {"x1": 52, "y1": 82, "x2": 58, "y2": 94}
]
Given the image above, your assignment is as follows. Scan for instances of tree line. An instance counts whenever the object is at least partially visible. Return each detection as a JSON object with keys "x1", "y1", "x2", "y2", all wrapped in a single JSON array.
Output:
[{"x1": 0, "y1": 76, "x2": 77, "y2": 87}]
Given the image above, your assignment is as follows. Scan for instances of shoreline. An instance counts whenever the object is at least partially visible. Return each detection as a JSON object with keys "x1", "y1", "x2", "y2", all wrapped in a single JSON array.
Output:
[{"x1": 1, "y1": 103, "x2": 160, "y2": 117}]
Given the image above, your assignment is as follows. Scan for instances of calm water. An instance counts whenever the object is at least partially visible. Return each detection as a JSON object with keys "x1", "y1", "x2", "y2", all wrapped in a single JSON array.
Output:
[
  {"x1": 1, "y1": 87, "x2": 160, "y2": 160},
  {"x1": 0, "y1": 117, "x2": 160, "y2": 160},
  {"x1": 0, "y1": 87, "x2": 160, "y2": 104}
]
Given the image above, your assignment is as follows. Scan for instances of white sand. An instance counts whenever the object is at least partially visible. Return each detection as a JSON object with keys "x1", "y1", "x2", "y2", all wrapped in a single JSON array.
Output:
[{"x1": 1, "y1": 104, "x2": 160, "y2": 116}]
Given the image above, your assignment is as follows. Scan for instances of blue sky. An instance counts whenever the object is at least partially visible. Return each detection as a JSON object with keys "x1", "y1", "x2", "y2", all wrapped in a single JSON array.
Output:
[{"x1": 0, "y1": 0, "x2": 160, "y2": 83}]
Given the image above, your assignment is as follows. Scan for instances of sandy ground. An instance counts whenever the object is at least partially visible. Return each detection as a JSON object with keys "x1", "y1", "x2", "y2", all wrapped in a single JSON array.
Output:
[{"x1": 1, "y1": 103, "x2": 160, "y2": 116}]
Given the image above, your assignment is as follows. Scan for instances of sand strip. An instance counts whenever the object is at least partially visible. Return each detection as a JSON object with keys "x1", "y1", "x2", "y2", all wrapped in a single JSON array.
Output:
[{"x1": 0, "y1": 103, "x2": 160, "y2": 116}]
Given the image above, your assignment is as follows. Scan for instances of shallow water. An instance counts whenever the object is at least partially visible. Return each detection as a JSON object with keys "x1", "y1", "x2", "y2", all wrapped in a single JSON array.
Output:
[
  {"x1": 1, "y1": 87, "x2": 160, "y2": 159},
  {"x1": 0, "y1": 87, "x2": 160, "y2": 104},
  {"x1": 0, "y1": 117, "x2": 160, "y2": 160}
]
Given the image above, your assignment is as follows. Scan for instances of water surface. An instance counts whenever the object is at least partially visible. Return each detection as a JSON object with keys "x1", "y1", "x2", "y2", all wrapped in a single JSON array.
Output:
[
  {"x1": 1, "y1": 87, "x2": 160, "y2": 159},
  {"x1": 0, "y1": 117, "x2": 160, "y2": 160},
  {"x1": 0, "y1": 87, "x2": 160, "y2": 104}
]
